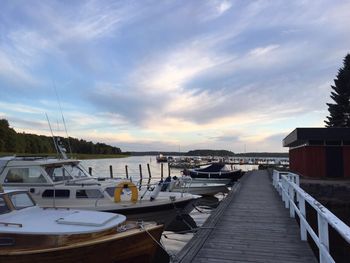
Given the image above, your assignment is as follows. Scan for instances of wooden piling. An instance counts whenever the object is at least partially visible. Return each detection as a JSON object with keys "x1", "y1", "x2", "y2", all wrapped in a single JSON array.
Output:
[
  {"x1": 139, "y1": 164, "x2": 143, "y2": 190},
  {"x1": 88, "y1": 167, "x2": 92, "y2": 175},
  {"x1": 147, "y1": 163, "x2": 152, "y2": 188},
  {"x1": 160, "y1": 163, "x2": 164, "y2": 180},
  {"x1": 125, "y1": 165, "x2": 129, "y2": 179},
  {"x1": 168, "y1": 164, "x2": 171, "y2": 177},
  {"x1": 109, "y1": 165, "x2": 113, "y2": 178}
]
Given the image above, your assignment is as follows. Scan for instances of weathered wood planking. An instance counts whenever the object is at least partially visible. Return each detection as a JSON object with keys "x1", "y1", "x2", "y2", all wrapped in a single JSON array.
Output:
[{"x1": 176, "y1": 170, "x2": 317, "y2": 263}]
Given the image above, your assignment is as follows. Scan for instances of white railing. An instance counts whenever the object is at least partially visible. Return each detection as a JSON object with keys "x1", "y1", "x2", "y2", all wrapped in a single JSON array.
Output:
[{"x1": 273, "y1": 170, "x2": 350, "y2": 263}]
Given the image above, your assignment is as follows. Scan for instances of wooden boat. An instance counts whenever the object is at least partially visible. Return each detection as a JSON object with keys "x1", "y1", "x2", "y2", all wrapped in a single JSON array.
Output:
[
  {"x1": 0, "y1": 188, "x2": 163, "y2": 263},
  {"x1": 183, "y1": 163, "x2": 243, "y2": 183},
  {"x1": 0, "y1": 156, "x2": 199, "y2": 227}
]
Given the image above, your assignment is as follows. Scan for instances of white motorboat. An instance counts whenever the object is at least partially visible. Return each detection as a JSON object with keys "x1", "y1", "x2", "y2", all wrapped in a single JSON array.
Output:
[
  {"x1": 0, "y1": 188, "x2": 163, "y2": 263},
  {"x1": 0, "y1": 156, "x2": 199, "y2": 227},
  {"x1": 171, "y1": 176, "x2": 228, "y2": 196}
]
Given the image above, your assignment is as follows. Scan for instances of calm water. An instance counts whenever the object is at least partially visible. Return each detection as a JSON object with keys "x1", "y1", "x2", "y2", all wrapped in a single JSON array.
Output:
[{"x1": 81, "y1": 156, "x2": 258, "y2": 260}]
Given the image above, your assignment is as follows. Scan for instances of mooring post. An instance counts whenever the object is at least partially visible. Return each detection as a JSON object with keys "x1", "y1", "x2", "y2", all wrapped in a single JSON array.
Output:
[
  {"x1": 125, "y1": 165, "x2": 129, "y2": 179},
  {"x1": 168, "y1": 163, "x2": 171, "y2": 177},
  {"x1": 160, "y1": 163, "x2": 164, "y2": 180},
  {"x1": 147, "y1": 163, "x2": 152, "y2": 188},
  {"x1": 109, "y1": 165, "x2": 113, "y2": 178},
  {"x1": 88, "y1": 167, "x2": 92, "y2": 175},
  {"x1": 139, "y1": 164, "x2": 143, "y2": 190}
]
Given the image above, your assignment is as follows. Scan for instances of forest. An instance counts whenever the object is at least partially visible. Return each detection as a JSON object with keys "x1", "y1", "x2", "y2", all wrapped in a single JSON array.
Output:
[{"x1": 0, "y1": 119, "x2": 122, "y2": 155}]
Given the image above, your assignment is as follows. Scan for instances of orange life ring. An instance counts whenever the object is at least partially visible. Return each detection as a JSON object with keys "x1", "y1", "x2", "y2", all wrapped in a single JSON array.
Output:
[{"x1": 114, "y1": 181, "x2": 138, "y2": 203}]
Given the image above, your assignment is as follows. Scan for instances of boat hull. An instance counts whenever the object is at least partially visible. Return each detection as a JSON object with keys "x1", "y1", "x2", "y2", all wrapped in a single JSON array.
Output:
[
  {"x1": 173, "y1": 184, "x2": 228, "y2": 196},
  {"x1": 0, "y1": 224, "x2": 163, "y2": 263},
  {"x1": 186, "y1": 170, "x2": 242, "y2": 179},
  {"x1": 106, "y1": 197, "x2": 196, "y2": 228}
]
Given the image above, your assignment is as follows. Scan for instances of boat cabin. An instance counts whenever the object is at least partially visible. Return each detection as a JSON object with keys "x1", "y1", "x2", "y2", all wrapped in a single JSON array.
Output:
[
  {"x1": 0, "y1": 189, "x2": 35, "y2": 216},
  {"x1": 0, "y1": 157, "x2": 118, "y2": 207}
]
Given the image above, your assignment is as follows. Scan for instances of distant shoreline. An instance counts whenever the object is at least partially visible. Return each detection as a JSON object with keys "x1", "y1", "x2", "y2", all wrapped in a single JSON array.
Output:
[
  {"x1": 0, "y1": 151, "x2": 289, "y2": 159},
  {"x1": 0, "y1": 152, "x2": 130, "y2": 160}
]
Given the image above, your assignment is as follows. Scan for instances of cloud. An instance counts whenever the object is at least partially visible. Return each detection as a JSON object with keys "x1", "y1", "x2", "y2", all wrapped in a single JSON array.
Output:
[
  {"x1": 1, "y1": 0, "x2": 350, "y2": 152},
  {"x1": 249, "y1": 44, "x2": 280, "y2": 57}
]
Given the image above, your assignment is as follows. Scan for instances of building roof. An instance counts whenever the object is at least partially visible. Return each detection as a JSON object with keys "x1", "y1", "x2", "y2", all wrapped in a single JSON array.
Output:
[{"x1": 283, "y1": 128, "x2": 350, "y2": 147}]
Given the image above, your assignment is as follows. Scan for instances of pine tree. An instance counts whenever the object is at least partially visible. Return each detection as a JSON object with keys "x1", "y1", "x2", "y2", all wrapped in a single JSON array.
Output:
[{"x1": 325, "y1": 54, "x2": 350, "y2": 127}]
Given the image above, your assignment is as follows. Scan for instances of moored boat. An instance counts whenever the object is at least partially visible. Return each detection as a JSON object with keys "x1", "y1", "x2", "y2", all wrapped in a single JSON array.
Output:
[
  {"x1": 156, "y1": 154, "x2": 168, "y2": 162},
  {"x1": 0, "y1": 188, "x2": 163, "y2": 263},
  {"x1": 0, "y1": 156, "x2": 199, "y2": 227},
  {"x1": 183, "y1": 163, "x2": 243, "y2": 183},
  {"x1": 173, "y1": 180, "x2": 228, "y2": 196}
]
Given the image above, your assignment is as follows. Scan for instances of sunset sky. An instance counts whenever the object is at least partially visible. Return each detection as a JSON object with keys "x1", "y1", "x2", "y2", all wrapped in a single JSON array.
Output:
[{"x1": 1, "y1": 0, "x2": 350, "y2": 152}]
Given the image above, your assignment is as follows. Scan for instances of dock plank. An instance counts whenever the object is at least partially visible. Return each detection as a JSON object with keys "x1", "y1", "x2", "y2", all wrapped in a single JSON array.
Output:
[{"x1": 176, "y1": 170, "x2": 317, "y2": 263}]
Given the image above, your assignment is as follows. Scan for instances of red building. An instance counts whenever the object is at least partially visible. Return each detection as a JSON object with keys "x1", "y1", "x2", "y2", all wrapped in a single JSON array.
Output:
[{"x1": 283, "y1": 128, "x2": 350, "y2": 179}]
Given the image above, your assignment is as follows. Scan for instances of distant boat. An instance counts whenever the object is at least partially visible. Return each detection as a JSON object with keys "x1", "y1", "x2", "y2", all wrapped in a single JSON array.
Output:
[
  {"x1": 0, "y1": 188, "x2": 163, "y2": 263},
  {"x1": 156, "y1": 154, "x2": 168, "y2": 162},
  {"x1": 183, "y1": 163, "x2": 243, "y2": 182}
]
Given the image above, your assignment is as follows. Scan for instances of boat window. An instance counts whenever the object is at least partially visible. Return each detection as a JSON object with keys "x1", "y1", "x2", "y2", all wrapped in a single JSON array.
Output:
[
  {"x1": 9, "y1": 192, "x2": 35, "y2": 210},
  {"x1": 65, "y1": 164, "x2": 89, "y2": 178},
  {"x1": 105, "y1": 187, "x2": 116, "y2": 197},
  {"x1": 45, "y1": 166, "x2": 73, "y2": 182},
  {"x1": 0, "y1": 196, "x2": 10, "y2": 214},
  {"x1": 105, "y1": 186, "x2": 128, "y2": 198},
  {"x1": 42, "y1": 189, "x2": 70, "y2": 198},
  {"x1": 76, "y1": 189, "x2": 104, "y2": 198},
  {"x1": 4, "y1": 168, "x2": 48, "y2": 184}
]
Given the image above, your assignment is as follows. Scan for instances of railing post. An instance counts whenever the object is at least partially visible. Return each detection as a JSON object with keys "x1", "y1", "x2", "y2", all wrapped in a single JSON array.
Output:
[
  {"x1": 298, "y1": 194, "x2": 307, "y2": 241},
  {"x1": 284, "y1": 180, "x2": 289, "y2": 209},
  {"x1": 295, "y1": 174, "x2": 300, "y2": 186},
  {"x1": 289, "y1": 186, "x2": 295, "y2": 218},
  {"x1": 318, "y1": 214, "x2": 329, "y2": 263}
]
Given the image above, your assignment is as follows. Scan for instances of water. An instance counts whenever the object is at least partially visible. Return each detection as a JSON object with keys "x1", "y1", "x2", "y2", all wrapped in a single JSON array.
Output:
[{"x1": 81, "y1": 156, "x2": 258, "y2": 261}]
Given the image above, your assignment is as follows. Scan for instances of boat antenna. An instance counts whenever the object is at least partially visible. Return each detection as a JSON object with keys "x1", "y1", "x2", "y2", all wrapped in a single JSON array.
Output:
[
  {"x1": 53, "y1": 80, "x2": 72, "y2": 156},
  {"x1": 46, "y1": 113, "x2": 59, "y2": 157}
]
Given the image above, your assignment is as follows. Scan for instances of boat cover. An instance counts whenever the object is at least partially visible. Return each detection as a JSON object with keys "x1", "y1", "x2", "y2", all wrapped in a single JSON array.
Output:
[{"x1": 194, "y1": 163, "x2": 226, "y2": 172}]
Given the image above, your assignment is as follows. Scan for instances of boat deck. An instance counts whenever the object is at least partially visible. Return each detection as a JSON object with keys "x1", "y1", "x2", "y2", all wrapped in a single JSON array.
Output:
[{"x1": 176, "y1": 170, "x2": 317, "y2": 263}]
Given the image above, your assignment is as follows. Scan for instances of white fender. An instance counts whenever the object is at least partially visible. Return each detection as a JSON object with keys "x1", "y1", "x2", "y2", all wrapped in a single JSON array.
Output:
[
  {"x1": 168, "y1": 179, "x2": 176, "y2": 191},
  {"x1": 150, "y1": 181, "x2": 162, "y2": 201}
]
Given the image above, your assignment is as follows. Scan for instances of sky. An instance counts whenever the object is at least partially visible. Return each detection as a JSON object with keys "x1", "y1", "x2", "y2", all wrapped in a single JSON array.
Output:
[{"x1": 1, "y1": 0, "x2": 350, "y2": 153}]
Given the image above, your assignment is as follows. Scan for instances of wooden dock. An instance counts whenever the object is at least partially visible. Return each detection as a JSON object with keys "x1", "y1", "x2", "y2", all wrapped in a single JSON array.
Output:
[{"x1": 176, "y1": 170, "x2": 317, "y2": 263}]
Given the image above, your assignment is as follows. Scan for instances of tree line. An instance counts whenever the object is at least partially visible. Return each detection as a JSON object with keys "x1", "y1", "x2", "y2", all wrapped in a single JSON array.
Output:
[{"x1": 0, "y1": 119, "x2": 121, "y2": 155}]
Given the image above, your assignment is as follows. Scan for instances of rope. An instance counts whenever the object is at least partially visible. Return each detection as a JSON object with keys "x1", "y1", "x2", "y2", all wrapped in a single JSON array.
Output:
[
  {"x1": 138, "y1": 221, "x2": 179, "y2": 262},
  {"x1": 162, "y1": 226, "x2": 215, "y2": 237},
  {"x1": 192, "y1": 205, "x2": 210, "y2": 214}
]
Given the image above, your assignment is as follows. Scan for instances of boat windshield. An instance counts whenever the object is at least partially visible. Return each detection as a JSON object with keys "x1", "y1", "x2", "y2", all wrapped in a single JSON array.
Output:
[
  {"x1": 45, "y1": 163, "x2": 89, "y2": 182},
  {"x1": 0, "y1": 196, "x2": 10, "y2": 214},
  {"x1": 8, "y1": 192, "x2": 35, "y2": 210}
]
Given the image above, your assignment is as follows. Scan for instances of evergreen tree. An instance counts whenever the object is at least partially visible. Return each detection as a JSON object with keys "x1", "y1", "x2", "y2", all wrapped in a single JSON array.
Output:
[{"x1": 325, "y1": 54, "x2": 350, "y2": 127}]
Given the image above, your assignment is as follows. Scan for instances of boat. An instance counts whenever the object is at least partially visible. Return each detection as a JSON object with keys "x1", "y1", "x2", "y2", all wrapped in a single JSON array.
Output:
[
  {"x1": 156, "y1": 154, "x2": 168, "y2": 162},
  {"x1": 183, "y1": 163, "x2": 243, "y2": 184},
  {"x1": 172, "y1": 177, "x2": 228, "y2": 196},
  {"x1": 0, "y1": 188, "x2": 163, "y2": 263},
  {"x1": 0, "y1": 156, "x2": 199, "y2": 227}
]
